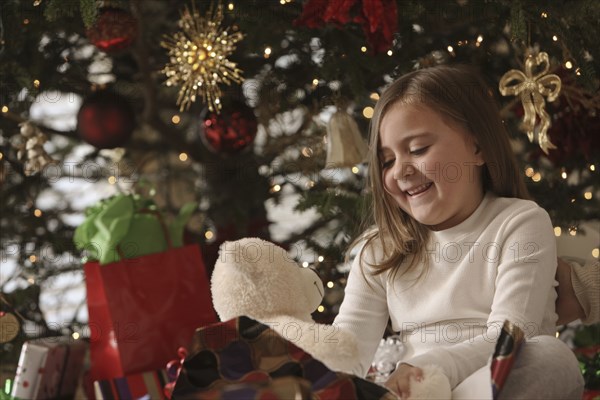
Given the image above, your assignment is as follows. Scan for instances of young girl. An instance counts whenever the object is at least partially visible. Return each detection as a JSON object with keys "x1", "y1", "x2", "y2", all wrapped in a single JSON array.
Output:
[{"x1": 334, "y1": 65, "x2": 584, "y2": 399}]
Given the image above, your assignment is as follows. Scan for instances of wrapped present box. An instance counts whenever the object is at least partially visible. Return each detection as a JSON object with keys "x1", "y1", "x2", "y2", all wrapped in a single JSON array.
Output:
[
  {"x1": 173, "y1": 317, "x2": 397, "y2": 399},
  {"x1": 11, "y1": 337, "x2": 87, "y2": 400}
]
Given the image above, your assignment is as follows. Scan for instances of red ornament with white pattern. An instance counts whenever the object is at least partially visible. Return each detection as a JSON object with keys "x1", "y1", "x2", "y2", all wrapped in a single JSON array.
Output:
[{"x1": 201, "y1": 102, "x2": 258, "y2": 154}]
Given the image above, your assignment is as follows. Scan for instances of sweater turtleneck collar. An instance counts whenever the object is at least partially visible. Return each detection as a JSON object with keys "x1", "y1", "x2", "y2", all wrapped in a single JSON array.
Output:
[{"x1": 427, "y1": 191, "x2": 495, "y2": 243}]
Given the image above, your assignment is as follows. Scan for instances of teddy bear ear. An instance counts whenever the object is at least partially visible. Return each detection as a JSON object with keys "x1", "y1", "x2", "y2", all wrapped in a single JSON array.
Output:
[{"x1": 215, "y1": 237, "x2": 270, "y2": 275}]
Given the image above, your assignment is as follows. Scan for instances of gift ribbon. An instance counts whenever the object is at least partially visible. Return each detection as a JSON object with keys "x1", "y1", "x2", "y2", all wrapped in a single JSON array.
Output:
[
  {"x1": 499, "y1": 52, "x2": 561, "y2": 154},
  {"x1": 164, "y1": 346, "x2": 188, "y2": 399}
]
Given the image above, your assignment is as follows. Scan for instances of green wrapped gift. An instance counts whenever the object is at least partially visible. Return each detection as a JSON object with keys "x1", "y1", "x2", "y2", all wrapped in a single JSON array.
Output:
[{"x1": 74, "y1": 194, "x2": 196, "y2": 265}]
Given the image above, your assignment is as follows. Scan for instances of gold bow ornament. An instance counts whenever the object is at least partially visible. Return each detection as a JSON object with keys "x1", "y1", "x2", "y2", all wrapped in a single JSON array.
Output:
[
  {"x1": 12, "y1": 121, "x2": 57, "y2": 176},
  {"x1": 499, "y1": 52, "x2": 562, "y2": 154}
]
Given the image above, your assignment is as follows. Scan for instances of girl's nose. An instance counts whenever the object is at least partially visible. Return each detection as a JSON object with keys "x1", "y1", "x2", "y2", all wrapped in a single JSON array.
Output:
[{"x1": 393, "y1": 162, "x2": 415, "y2": 180}]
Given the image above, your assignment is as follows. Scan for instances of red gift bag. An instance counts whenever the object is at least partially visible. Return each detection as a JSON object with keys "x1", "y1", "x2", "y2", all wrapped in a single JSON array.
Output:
[{"x1": 84, "y1": 244, "x2": 217, "y2": 381}]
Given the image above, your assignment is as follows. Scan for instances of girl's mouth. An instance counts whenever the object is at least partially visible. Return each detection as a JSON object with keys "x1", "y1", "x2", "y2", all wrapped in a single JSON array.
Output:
[{"x1": 405, "y1": 182, "x2": 433, "y2": 196}]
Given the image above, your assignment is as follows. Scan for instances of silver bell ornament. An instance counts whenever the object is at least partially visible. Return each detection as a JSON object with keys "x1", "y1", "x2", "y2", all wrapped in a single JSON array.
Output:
[{"x1": 325, "y1": 110, "x2": 368, "y2": 168}]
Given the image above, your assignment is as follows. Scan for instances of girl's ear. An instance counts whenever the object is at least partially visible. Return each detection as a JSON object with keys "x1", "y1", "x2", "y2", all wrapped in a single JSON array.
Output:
[{"x1": 474, "y1": 143, "x2": 485, "y2": 166}]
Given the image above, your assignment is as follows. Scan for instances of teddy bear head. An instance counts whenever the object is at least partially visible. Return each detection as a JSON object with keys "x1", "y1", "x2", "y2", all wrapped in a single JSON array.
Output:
[{"x1": 211, "y1": 237, "x2": 324, "y2": 322}]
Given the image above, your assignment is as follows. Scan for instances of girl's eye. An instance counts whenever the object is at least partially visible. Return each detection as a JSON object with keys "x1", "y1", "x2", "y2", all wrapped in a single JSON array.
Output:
[
  {"x1": 381, "y1": 159, "x2": 394, "y2": 169},
  {"x1": 410, "y1": 146, "x2": 429, "y2": 155}
]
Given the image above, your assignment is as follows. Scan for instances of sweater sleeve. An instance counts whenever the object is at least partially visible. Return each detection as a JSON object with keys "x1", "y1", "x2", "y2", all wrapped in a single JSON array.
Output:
[
  {"x1": 403, "y1": 205, "x2": 558, "y2": 389},
  {"x1": 571, "y1": 260, "x2": 600, "y2": 325},
  {"x1": 333, "y1": 244, "x2": 389, "y2": 377}
]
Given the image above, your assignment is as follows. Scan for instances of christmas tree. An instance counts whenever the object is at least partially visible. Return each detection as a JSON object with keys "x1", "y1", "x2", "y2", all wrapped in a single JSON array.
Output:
[{"x1": 1, "y1": 0, "x2": 598, "y2": 390}]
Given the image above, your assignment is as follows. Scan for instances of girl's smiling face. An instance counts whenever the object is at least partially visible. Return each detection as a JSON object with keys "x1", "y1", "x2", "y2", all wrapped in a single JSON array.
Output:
[{"x1": 379, "y1": 103, "x2": 485, "y2": 231}]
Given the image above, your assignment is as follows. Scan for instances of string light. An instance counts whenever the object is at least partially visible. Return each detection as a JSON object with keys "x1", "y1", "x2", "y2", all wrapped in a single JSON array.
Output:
[
  {"x1": 72, "y1": 332, "x2": 80, "y2": 340},
  {"x1": 592, "y1": 248, "x2": 599, "y2": 258},
  {"x1": 317, "y1": 305, "x2": 325, "y2": 312},
  {"x1": 23, "y1": 19, "x2": 30, "y2": 25},
  {"x1": 302, "y1": 262, "x2": 309, "y2": 268},
  {"x1": 363, "y1": 106, "x2": 374, "y2": 118},
  {"x1": 561, "y1": 171, "x2": 567, "y2": 179},
  {"x1": 34, "y1": 209, "x2": 42, "y2": 217},
  {"x1": 108, "y1": 176, "x2": 117, "y2": 185},
  {"x1": 1, "y1": 106, "x2": 8, "y2": 113},
  {"x1": 532, "y1": 172, "x2": 541, "y2": 182},
  {"x1": 352, "y1": 166, "x2": 360, "y2": 174},
  {"x1": 553, "y1": 227, "x2": 561, "y2": 236},
  {"x1": 552, "y1": 35, "x2": 558, "y2": 41},
  {"x1": 541, "y1": 12, "x2": 548, "y2": 18},
  {"x1": 370, "y1": 92, "x2": 379, "y2": 101},
  {"x1": 571, "y1": 198, "x2": 576, "y2": 203},
  {"x1": 271, "y1": 184, "x2": 281, "y2": 193},
  {"x1": 264, "y1": 47, "x2": 272, "y2": 58},
  {"x1": 33, "y1": 0, "x2": 42, "y2": 5},
  {"x1": 0, "y1": 153, "x2": 3, "y2": 160},
  {"x1": 312, "y1": 78, "x2": 319, "y2": 86},
  {"x1": 227, "y1": 3, "x2": 234, "y2": 10},
  {"x1": 327, "y1": 281, "x2": 334, "y2": 288},
  {"x1": 575, "y1": 68, "x2": 581, "y2": 76},
  {"x1": 29, "y1": 255, "x2": 36, "y2": 263},
  {"x1": 590, "y1": 164, "x2": 595, "y2": 171},
  {"x1": 584, "y1": 191, "x2": 592, "y2": 200},
  {"x1": 387, "y1": 50, "x2": 393, "y2": 56},
  {"x1": 205, "y1": 230, "x2": 214, "y2": 240},
  {"x1": 171, "y1": 115, "x2": 181, "y2": 124},
  {"x1": 179, "y1": 152, "x2": 188, "y2": 161},
  {"x1": 27, "y1": 277, "x2": 35, "y2": 284},
  {"x1": 33, "y1": 80, "x2": 40, "y2": 88},
  {"x1": 280, "y1": 0, "x2": 285, "y2": 4},
  {"x1": 360, "y1": 46, "x2": 367, "y2": 53},
  {"x1": 317, "y1": 256, "x2": 324, "y2": 262},
  {"x1": 564, "y1": 61, "x2": 573, "y2": 69},
  {"x1": 447, "y1": 45, "x2": 454, "y2": 52},
  {"x1": 568, "y1": 227, "x2": 577, "y2": 236}
]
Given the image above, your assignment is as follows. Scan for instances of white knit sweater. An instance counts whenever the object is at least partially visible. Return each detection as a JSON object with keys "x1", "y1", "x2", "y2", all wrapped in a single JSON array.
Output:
[{"x1": 334, "y1": 192, "x2": 558, "y2": 389}]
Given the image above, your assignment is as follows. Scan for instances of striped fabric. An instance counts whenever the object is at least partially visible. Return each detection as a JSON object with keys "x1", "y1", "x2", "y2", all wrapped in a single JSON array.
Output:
[{"x1": 94, "y1": 370, "x2": 168, "y2": 400}]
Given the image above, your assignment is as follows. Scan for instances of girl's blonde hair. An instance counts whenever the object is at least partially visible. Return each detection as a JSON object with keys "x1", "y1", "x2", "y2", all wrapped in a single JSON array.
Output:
[{"x1": 356, "y1": 64, "x2": 530, "y2": 280}]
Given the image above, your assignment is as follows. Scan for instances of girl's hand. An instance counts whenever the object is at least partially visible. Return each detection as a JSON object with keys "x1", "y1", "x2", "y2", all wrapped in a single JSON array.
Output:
[{"x1": 384, "y1": 363, "x2": 424, "y2": 399}]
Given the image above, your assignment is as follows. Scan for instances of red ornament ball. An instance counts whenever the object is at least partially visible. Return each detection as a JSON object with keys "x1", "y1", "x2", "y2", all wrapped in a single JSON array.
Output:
[
  {"x1": 202, "y1": 103, "x2": 258, "y2": 154},
  {"x1": 77, "y1": 91, "x2": 135, "y2": 149},
  {"x1": 86, "y1": 8, "x2": 137, "y2": 53}
]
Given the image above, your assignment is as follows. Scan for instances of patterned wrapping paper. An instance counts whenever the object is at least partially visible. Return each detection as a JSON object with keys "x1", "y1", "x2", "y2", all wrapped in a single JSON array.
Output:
[
  {"x1": 490, "y1": 320, "x2": 525, "y2": 399},
  {"x1": 173, "y1": 317, "x2": 398, "y2": 399},
  {"x1": 93, "y1": 369, "x2": 169, "y2": 400}
]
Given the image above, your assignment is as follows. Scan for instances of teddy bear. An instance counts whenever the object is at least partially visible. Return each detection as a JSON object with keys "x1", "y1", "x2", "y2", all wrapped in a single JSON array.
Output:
[
  {"x1": 210, "y1": 237, "x2": 359, "y2": 373},
  {"x1": 210, "y1": 237, "x2": 451, "y2": 399}
]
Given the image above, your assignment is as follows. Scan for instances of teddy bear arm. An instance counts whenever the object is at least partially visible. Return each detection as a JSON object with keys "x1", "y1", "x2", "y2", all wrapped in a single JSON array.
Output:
[{"x1": 287, "y1": 321, "x2": 359, "y2": 373}]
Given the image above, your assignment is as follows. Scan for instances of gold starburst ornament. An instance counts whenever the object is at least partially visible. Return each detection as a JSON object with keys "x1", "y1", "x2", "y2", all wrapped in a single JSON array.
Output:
[{"x1": 161, "y1": 4, "x2": 244, "y2": 113}]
